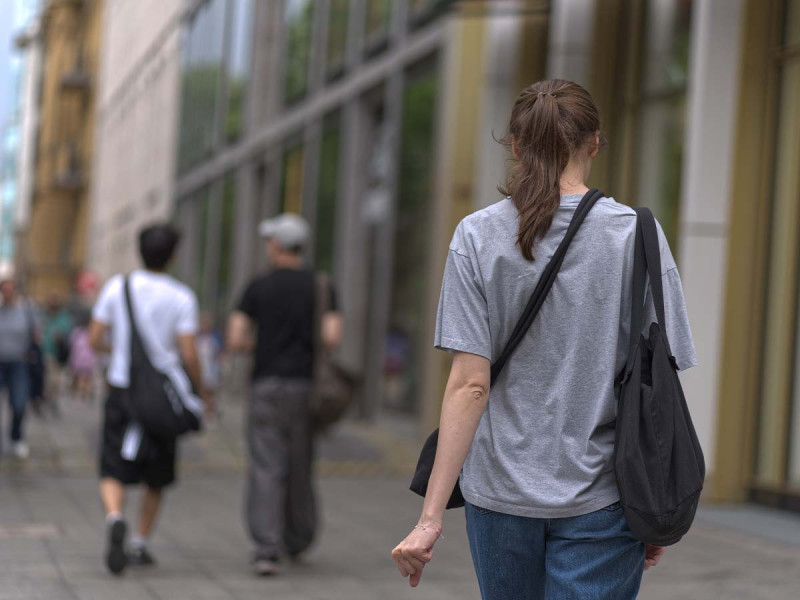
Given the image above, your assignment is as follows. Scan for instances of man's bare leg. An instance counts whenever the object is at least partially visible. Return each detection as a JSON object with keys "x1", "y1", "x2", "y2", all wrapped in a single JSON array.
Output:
[
  {"x1": 128, "y1": 487, "x2": 162, "y2": 566},
  {"x1": 100, "y1": 477, "x2": 125, "y2": 516},
  {"x1": 138, "y1": 487, "x2": 162, "y2": 538}
]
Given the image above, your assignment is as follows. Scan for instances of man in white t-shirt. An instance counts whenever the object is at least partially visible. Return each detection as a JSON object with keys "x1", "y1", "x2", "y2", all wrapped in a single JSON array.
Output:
[{"x1": 89, "y1": 224, "x2": 207, "y2": 575}]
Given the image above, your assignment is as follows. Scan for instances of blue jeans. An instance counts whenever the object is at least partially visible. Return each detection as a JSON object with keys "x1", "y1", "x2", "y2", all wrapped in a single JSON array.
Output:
[
  {"x1": 466, "y1": 501, "x2": 645, "y2": 600},
  {"x1": 0, "y1": 361, "x2": 30, "y2": 442}
]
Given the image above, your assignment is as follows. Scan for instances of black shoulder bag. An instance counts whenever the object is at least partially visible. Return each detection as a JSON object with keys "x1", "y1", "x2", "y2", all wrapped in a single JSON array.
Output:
[
  {"x1": 123, "y1": 277, "x2": 202, "y2": 441},
  {"x1": 410, "y1": 188, "x2": 605, "y2": 509},
  {"x1": 615, "y1": 207, "x2": 705, "y2": 545}
]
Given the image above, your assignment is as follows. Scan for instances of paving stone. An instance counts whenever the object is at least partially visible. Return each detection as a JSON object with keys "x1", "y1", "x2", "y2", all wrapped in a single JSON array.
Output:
[{"x1": 0, "y1": 395, "x2": 799, "y2": 598}]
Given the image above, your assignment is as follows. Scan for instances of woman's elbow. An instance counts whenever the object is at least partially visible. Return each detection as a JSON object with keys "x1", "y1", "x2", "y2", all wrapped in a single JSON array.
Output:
[{"x1": 463, "y1": 381, "x2": 490, "y2": 403}]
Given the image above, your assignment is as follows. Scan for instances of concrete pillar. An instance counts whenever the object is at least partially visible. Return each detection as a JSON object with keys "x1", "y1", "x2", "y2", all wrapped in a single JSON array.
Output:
[{"x1": 676, "y1": 0, "x2": 745, "y2": 478}]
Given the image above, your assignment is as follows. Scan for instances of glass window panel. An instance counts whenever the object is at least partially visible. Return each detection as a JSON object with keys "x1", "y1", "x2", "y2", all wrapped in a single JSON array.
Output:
[
  {"x1": 280, "y1": 142, "x2": 305, "y2": 215},
  {"x1": 178, "y1": 0, "x2": 226, "y2": 172},
  {"x1": 225, "y1": 0, "x2": 255, "y2": 143},
  {"x1": 384, "y1": 60, "x2": 439, "y2": 413},
  {"x1": 408, "y1": 0, "x2": 453, "y2": 23},
  {"x1": 326, "y1": 0, "x2": 349, "y2": 76},
  {"x1": 315, "y1": 114, "x2": 341, "y2": 273},
  {"x1": 284, "y1": 0, "x2": 315, "y2": 104},
  {"x1": 641, "y1": 0, "x2": 692, "y2": 95},
  {"x1": 633, "y1": 96, "x2": 686, "y2": 247},
  {"x1": 195, "y1": 188, "x2": 212, "y2": 309},
  {"x1": 365, "y1": 0, "x2": 392, "y2": 44},
  {"x1": 216, "y1": 175, "x2": 237, "y2": 318}
]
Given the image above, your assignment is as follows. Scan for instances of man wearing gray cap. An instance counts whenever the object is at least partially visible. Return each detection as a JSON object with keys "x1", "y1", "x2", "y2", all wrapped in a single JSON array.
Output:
[{"x1": 227, "y1": 213, "x2": 342, "y2": 576}]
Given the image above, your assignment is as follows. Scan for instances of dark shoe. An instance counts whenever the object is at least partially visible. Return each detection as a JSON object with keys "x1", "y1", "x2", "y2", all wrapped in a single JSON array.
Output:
[
  {"x1": 127, "y1": 546, "x2": 156, "y2": 567},
  {"x1": 105, "y1": 519, "x2": 127, "y2": 575},
  {"x1": 252, "y1": 555, "x2": 280, "y2": 576}
]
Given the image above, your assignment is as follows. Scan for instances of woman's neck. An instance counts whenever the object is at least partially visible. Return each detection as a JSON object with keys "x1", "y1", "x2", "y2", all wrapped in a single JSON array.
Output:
[{"x1": 559, "y1": 158, "x2": 590, "y2": 195}]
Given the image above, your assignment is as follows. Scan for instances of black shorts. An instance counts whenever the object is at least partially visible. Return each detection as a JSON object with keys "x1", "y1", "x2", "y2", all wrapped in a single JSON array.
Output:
[{"x1": 99, "y1": 387, "x2": 177, "y2": 489}]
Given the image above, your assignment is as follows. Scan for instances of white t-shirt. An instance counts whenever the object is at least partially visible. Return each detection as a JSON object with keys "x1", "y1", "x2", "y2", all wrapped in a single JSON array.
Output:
[{"x1": 92, "y1": 270, "x2": 199, "y2": 389}]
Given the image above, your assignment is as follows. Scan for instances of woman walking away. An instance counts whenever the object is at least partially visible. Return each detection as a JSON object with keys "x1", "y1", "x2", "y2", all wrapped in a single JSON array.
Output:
[{"x1": 391, "y1": 79, "x2": 697, "y2": 599}]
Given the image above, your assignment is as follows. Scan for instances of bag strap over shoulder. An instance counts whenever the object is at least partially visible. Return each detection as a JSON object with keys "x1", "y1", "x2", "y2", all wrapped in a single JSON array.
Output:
[
  {"x1": 624, "y1": 208, "x2": 674, "y2": 377},
  {"x1": 123, "y1": 275, "x2": 155, "y2": 370},
  {"x1": 490, "y1": 188, "x2": 604, "y2": 384}
]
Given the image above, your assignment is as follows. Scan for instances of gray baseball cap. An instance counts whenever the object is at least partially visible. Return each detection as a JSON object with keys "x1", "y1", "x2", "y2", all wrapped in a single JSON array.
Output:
[{"x1": 258, "y1": 213, "x2": 310, "y2": 249}]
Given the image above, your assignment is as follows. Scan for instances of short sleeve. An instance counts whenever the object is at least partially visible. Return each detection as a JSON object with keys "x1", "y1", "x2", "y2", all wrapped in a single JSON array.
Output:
[
  {"x1": 176, "y1": 292, "x2": 199, "y2": 335},
  {"x1": 237, "y1": 281, "x2": 258, "y2": 320},
  {"x1": 434, "y1": 247, "x2": 492, "y2": 361},
  {"x1": 92, "y1": 276, "x2": 121, "y2": 326}
]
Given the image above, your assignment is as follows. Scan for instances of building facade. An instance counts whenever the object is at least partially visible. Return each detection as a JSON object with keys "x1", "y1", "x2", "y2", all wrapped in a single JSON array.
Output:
[
  {"x1": 19, "y1": 0, "x2": 103, "y2": 299},
  {"x1": 87, "y1": 0, "x2": 187, "y2": 279},
  {"x1": 710, "y1": 0, "x2": 800, "y2": 510},
  {"x1": 172, "y1": 0, "x2": 549, "y2": 429},
  {"x1": 116, "y1": 0, "x2": 799, "y2": 510}
]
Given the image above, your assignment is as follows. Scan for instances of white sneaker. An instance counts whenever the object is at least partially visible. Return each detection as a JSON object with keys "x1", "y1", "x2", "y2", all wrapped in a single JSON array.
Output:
[{"x1": 12, "y1": 441, "x2": 30, "y2": 459}]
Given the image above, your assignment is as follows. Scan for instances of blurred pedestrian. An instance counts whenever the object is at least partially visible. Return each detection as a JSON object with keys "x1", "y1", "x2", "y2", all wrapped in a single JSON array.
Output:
[
  {"x1": 0, "y1": 278, "x2": 36, "y2": 459},
  {"x1": 227, "y1": 213, "x2": 343, "y2": 576},
  {"x1": 68, "y1": 309, "x2": 97, "y2": 404},
  {"x1": 197, "y1": 312, "x2": 222, "y2": 423},
  {"x1": 392, "y1": 80, "x2": 697, "y2": 598},
  {"x1": 41, "y1": 291, "x2": 73, "y2": 411},
  {"x1": 89, "y1": 224, "x2": 208, "y2": 575}
]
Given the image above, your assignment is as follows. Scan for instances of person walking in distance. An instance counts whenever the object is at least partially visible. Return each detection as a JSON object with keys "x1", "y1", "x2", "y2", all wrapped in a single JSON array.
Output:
[
  {"x1": 227, "y1": 213, "x2": 343, "y2": 576},
  {"x1": 89, "y1": 224, "x2": 208, "y2": 575},
  {"x1": 41, "y1": 291, "x2": 73, "y2": 411},
  {"x1": 0, "y1": 278, "x2": 37, "y2": 459},
  {"x1": 392, "y1": 80, "x2": 698, "y2": 598}
]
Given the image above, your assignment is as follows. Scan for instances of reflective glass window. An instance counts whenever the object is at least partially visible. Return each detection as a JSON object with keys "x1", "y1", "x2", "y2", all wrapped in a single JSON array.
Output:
[
  {"x1": 280, "y1": 139, "x2": 305, "y2": 215},
  {"x1": 284, "y1": 0, "x2": 315, "y2": 104},
  {"x1": 225, "y1": 0, "x2": 255, "y2": 143},
  {"x1": 315, "y1": 113, "x2": 341, "y2": 273},
  {"x1": 365, "y1": 0, "x2": 392, "y2": 47},
  {"x1": 178, "y1": 0, "x2": 226, "y2": 172},
  {"x1": 216, "y1": 174, "x2": 237, "y2": 316},
  {"x1": 633, "y1": 0, "x2": 692, "y2": 248},
  {"x1": 326, "y1": 0, "x2": 349, "y2": 77},
  {"x1": 384, "y1": 58, "x2": 439, "y2": 413}
]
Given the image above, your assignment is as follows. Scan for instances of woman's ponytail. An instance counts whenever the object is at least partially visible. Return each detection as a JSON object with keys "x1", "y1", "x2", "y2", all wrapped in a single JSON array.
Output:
[{"x1": 499, "y1": 80, "x2": 602, "y2": 261}]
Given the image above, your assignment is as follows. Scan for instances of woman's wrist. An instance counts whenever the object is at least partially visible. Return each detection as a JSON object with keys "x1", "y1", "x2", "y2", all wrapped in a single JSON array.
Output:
[{"x1": 417, "y1": 514, "x2": 443, "y2": 530}]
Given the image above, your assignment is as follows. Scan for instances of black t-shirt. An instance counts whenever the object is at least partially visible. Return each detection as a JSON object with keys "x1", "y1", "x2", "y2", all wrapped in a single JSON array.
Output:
[{"x1": 238, "y1": 269, "x2": 335, "y2": 380}]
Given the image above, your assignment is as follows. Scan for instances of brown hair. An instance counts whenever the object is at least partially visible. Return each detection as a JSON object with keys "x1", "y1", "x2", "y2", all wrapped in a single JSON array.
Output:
[{"x1": 498, "y1": 79, "x2": 603, "y2": 261}]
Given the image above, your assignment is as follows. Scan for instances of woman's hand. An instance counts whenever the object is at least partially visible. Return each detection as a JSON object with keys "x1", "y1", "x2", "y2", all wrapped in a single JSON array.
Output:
[
  {"x1": 391, "y1": 523, "x2": 442, "y2": 587},
  {"x1": 644, "y1": 544, "x2": 666, "y2": 570}
]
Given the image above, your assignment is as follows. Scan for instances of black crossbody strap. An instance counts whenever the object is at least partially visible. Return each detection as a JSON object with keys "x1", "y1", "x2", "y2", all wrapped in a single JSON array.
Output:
[
  {"x1": 625, "y1": 212, "x2": 647, "y2": 375},
  {"x1": 624, "y1": 208, "x2": 673, "y2": 377},
  {"x1": 123, "y1": 276, "x2": 155, "y2": 370},
  {"x1": 490, "y1": 188, "x2": 604, "y2": 384}
]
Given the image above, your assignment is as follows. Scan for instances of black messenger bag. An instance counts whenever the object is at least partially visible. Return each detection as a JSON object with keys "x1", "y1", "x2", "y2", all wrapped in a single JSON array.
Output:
[
  {"x1": 123, "y1": 277, "x2": 202, "y2": 441},
  {"x1": 410, "y1": 189, "x2": 605, "y2": 509},
  {"x1": 615, "y1": 208, "x2": 705, "y2": 546}
]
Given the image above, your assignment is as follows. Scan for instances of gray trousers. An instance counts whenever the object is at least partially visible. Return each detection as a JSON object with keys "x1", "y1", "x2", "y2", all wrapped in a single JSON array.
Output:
[{"x1": 246, "y1": 377, "x2": 317, "y2": 559}]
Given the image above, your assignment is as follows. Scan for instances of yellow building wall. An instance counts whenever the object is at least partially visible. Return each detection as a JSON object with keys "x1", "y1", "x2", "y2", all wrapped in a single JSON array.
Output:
[{"x1": 23, "y1": 0, "x2": 103, "y2": 300}]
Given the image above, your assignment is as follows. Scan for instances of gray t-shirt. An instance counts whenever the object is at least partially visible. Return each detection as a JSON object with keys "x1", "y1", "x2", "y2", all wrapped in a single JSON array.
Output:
[
  {"x1": 0, "y1": 301, "x2": 32, "y2": 362},
  {"x1": 435, "y1": 194, "x2": 697, "y2": 518}
]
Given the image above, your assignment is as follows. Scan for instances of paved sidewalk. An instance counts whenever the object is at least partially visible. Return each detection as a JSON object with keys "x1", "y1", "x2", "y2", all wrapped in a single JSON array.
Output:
[{"x1": 0, "y1": 397, "x2": 799, "y2": 599}]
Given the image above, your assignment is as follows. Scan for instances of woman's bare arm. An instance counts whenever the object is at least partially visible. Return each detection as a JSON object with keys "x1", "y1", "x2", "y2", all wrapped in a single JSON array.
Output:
[{"x1": 392, "y1": 350, "x2": 490, "y2": 587}]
